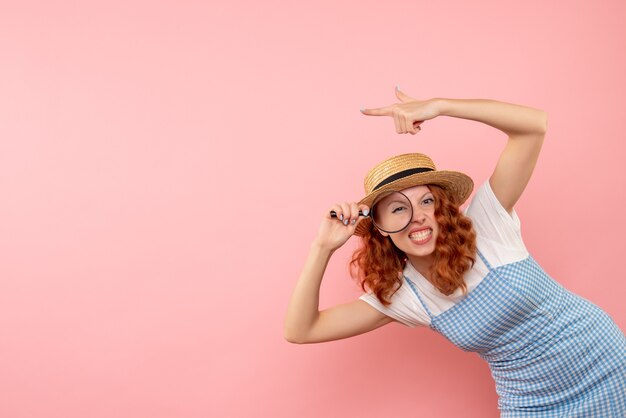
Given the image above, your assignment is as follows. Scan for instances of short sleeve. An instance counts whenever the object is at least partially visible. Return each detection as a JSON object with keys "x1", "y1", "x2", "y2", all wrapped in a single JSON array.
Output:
[
  {"x1": 359, "y1": 291, "x2": 423, "y2": 328},
  {"x1": 463, "y1": 179, "x2": 524, "y2": 249}
]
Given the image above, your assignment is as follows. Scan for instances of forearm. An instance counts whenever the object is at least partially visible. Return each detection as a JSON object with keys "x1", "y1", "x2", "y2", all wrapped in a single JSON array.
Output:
[
  {"x1": 434, "y1": 98, "x2": 547, "y2": 136},
  {"x1": 284, "y1": 241, "x2": 334, "y2": 342}
]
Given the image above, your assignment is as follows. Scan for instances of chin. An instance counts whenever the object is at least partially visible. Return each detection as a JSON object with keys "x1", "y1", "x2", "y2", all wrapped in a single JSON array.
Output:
[{"x1": 405, "y1": 246, "x2": 436, "y2": 257}]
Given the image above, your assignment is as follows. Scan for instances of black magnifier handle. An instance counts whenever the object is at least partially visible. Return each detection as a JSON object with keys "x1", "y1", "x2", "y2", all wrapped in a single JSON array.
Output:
[{"x1": 330, "y1": 210, "x2": 369, "y2": 218}]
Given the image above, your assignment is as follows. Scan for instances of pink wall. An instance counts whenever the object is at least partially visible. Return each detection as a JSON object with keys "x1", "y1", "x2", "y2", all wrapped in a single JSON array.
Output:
[{"x1": 1, "y1": 1, "x2": 624, "y2": 417}]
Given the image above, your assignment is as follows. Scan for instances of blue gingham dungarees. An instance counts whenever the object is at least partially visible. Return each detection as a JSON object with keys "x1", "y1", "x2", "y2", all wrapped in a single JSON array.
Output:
[{"x1": 404, "y1": 248, "x2": 626, "y2": 417}]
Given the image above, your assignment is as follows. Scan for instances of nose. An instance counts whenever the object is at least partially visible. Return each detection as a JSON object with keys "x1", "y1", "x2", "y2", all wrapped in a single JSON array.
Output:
[{"x1": 410, "y1": 202, "x2": 426, "y2": 223}]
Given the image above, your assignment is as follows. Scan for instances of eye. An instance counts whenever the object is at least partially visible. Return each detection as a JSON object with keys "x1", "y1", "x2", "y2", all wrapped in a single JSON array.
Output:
[
  {"x1": 422, "y1": 198, "x2": 434, "y2": 205},
  {"x1": 392, "y1": 206, "x2": 408, "y2": 214}
]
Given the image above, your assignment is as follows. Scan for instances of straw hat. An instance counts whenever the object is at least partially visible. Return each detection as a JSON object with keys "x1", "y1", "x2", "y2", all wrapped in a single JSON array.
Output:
[{"x1": 354, "y1": 153, "x2": 474, "y2": 237}]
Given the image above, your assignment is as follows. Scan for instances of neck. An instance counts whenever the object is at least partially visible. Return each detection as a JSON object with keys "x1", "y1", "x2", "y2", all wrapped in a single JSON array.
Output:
[{"x1": 407, "y1": 254, "x2": 435, "y2": 281}]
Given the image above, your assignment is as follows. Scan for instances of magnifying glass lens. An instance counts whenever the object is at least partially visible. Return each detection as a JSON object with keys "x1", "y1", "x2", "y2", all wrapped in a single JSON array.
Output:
[{"x1": 371, "y1": 190, "x2": 413, "y2": 233}]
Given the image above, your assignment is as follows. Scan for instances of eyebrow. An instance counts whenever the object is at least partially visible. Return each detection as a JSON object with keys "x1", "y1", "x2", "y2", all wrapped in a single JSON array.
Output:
[
  {"x1": 380, "y1": 190, "x2": 432, "y2": 205},
  {"x1": 385, "y1": 191, "x2": 432, "y2": 205},
  {"x1": 412, "y1": 191, "x2": 432, "y2": 200}
]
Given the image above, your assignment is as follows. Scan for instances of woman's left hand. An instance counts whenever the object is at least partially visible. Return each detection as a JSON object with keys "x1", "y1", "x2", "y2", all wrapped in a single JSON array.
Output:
[{"x1": 360, "y1": 87, "x2": 441, "y2": 135}]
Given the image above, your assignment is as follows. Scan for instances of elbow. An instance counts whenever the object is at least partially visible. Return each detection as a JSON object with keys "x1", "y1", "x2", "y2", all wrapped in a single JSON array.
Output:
[
  {"x1": 285, "y1": 335, "x2": 305, "y2": 344},
  {"x1": 284, "y1": 327, "x2": 307, "y2": 344},
  {"x1": 284, "y1": 333, "x2": 307, "y2": 344},
  {"x1": 539, "y1": 110, "x2": 548, "y2": 134}
]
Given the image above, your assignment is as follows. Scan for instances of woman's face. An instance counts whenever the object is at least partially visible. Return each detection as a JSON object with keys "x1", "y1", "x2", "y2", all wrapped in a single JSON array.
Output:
[{"x1": 376, "y1": 185, "x2": 438, "y2": 259}]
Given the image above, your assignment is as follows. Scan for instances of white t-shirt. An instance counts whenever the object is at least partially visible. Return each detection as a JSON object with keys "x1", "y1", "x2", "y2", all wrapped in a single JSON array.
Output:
[{"x1": 358, "y1": 178, "x2": 529, "y2": 327}]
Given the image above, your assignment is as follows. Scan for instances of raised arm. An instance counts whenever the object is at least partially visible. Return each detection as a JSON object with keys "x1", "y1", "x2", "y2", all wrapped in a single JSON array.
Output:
[
  {"x1": 436, "y1": 98, "x2": 547, "y2": 214},
  {"x1": 284, "y1": 202, "x2": 397, "y2": 344},
  {"x1": 360, "y1": 89, "x2": 548, "y2": 214}
]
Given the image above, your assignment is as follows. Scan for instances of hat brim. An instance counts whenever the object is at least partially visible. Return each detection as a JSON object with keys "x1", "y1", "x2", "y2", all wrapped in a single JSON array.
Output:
[{"x1": 354, "y1": 170, "x2": 474, "y2": 238}]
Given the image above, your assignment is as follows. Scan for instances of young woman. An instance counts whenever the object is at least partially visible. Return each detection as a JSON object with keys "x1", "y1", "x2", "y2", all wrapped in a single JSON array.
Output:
[{"x1": 283, "y1": 90, "x2": 626, "y2": 417}]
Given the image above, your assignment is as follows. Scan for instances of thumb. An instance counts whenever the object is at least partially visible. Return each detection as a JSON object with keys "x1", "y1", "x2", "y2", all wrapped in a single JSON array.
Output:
[
  {"x1": 353, "y1": 212, "x2": 369, "y2": 228},
  {"x1": 395, "y1": 86, "x2": 416, "y2": 103}
]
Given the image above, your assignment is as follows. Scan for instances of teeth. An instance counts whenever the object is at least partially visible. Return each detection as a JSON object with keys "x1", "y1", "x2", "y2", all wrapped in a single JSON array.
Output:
[{"x1": 409, "y1": 229, "x2": 432, "y2": 241}]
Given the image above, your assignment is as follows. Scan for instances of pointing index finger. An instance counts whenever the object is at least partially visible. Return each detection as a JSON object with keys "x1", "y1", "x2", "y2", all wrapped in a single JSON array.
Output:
[{"x1": 360, "y1": 104, "x2": 394, "y2": 116}]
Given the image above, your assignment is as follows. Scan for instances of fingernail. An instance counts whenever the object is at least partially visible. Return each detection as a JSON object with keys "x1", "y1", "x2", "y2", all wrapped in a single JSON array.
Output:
[
  {"x1": 344, "y1": 219, "x2": 348, "y2": 225},
  {"x1": 351, "y1": 219, "x2": 356, "y2": 224},
  {"x1": 340, "y1": 214, "x2": 343, "y2": 221},
  {"x1": 363, "y1": 209, "x2": 369, "y2": 216},
  {"x1": 359, "y1": 107, "x2": 365, "y2": 112},
  {"x1": 396, "y1": 84, "x2": 401, "y2": 91}
]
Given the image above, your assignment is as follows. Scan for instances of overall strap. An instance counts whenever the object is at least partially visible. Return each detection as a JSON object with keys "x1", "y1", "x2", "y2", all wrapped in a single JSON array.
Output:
[
  {"x1": 476, "y1": 248, "x2": 493, "y2": 271},
  {"x1": 403, "y1": 275, "x2": 434, "y2": 319}
]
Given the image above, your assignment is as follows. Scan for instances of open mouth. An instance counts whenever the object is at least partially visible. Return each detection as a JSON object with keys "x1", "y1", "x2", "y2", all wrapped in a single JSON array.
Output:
[{"x1": 409, "y1": 228, "x2": 432, "y2": 243}]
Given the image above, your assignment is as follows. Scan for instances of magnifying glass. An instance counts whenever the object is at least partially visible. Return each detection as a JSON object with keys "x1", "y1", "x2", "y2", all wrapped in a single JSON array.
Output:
[{"x1": 329, "y1": 190, "x2": 414, "y2": 233}]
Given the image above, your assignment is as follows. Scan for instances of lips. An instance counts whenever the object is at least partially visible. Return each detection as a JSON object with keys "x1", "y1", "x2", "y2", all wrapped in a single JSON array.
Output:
[
  {"x1": 408, "y1": 228, "x2": 433, "y2": 244},
  {"x1": 408, "y1": 227, "x2": 432, "y2": 235}
]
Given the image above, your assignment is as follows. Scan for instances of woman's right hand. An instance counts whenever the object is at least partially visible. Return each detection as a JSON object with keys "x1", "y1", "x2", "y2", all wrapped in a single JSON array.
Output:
[{"x1": 314, "y1": 202, "x2": 370, "y2": 252}]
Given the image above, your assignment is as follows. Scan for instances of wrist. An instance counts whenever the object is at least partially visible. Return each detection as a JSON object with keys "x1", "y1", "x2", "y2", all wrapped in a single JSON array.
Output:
[
  {"x1": 431, "y1": 98, "x2": 451, "y2": 117},
  {"x1": 311, "y1": 240, "x2": 336, "y2": 255}
]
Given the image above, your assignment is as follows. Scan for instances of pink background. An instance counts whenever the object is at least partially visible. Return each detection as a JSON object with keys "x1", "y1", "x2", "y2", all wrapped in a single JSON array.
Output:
[{"x1": 1, "y1": 1, "x2": 624, "y2": 417}]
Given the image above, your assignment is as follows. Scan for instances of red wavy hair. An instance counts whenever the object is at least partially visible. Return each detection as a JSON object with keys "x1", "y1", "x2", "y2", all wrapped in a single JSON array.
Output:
[{"x1": 349, "y1": 184, "x2": 477, "y2": 307}]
